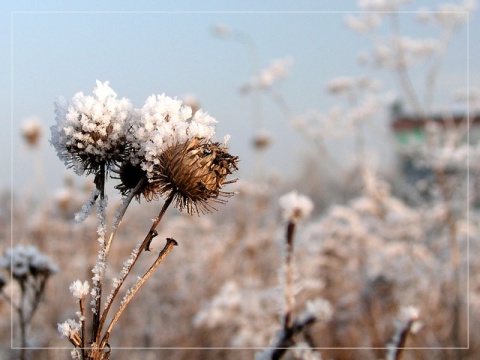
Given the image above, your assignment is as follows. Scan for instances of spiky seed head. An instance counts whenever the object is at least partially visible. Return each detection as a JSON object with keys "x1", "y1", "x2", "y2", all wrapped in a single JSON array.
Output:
[{"x1": 151, "y1": 137, "x2": 239, "y2": 214}]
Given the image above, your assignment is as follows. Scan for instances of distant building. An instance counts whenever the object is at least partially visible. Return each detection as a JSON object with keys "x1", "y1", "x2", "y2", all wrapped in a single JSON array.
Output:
[{"x1": 390, "y1": 111, "x2": 480, "y2": 202}]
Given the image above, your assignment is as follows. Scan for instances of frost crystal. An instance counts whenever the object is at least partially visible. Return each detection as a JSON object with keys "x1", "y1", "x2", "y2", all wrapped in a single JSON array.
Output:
[
  {"x1": 69, "y1": 280, "x2": 90, "y2": 299},
  {"x1": 57, "y1": 319, "x2": 81, "y2": 338},
  {"x1": 279, "y1": 191, "x2": 314, "y2": 223}
]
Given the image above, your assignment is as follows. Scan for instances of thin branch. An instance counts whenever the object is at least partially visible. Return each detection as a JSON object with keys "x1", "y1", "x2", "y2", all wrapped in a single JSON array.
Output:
[
  {"x1": 389, "y1": 12, "x2": 425, "y2": 117},
  {"x1": 100, "y1": 237, "x2": 178, "y2": 349},
  {"x1": 283, "y1": 221, "x2": 296, "y2": 331},
  {"x1": 80, "y1": 296, "x2": 87, "y2": 360},
  {"x1": 92, "y1": 163, "x2": 107, "y2": 344},
  {"x1": 271, "y1": 316, "x2": 317, "y2": 360}
]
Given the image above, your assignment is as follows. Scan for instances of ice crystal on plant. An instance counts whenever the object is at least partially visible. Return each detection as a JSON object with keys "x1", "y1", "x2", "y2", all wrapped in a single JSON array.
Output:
[
  {"x1": 74, "y1": 189, "x2": 100, "y2": 223},
  {"x1": 57, "y1": 319, "x2": 81, "y2": 338},
  {"x1": 69, "y1": 280, "x2": 90, "y2": 299}
]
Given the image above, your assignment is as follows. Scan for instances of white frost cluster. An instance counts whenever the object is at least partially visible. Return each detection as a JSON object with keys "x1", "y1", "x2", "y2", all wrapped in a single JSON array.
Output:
[
  {"x1": 127, "y1": 93, "x2": 217, "y2": 177},
  {"x1": 345, "y1": 13, "x2": 381, "y2": 34},
  {"x1": 417, "y1": 1, "x2": 477, "y2": 29},
  {"x1": 57, "y1": 319, "x2": 81, "y2": 338},
  {"x1": 366, "y1": 36, "x2": 439, "y2": 69},
  {"x1": 386, "y1": 306, "x2": 422, "y2": 360},
  {"x1": 298, "y1": 298, "x2": 333, "y2": 324},
  {"x1": 69, "y1": 280, "x2": 90, "y2": 299},
  {"x1": 50, "y1": 80, "x2": 134, "y2": 175},
  {"x1": 240, "y1": 57, "x2": 294, "y2": 93},
  {"x1": 291, "y1": 343, "x2": 323, "y2": 360},
  {"x1": 0, "y1": 245, "x2": 58, "y2": 278},
  {"x1": 279, "y1": 191, "x2": 314, "y2": 223}
]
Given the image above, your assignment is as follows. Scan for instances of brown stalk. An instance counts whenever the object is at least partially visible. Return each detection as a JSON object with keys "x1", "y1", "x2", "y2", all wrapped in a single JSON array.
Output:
[
  {"x1": 77, "y1": 296, "x2": 86, "y2": 358},
  {"x1": 100, "y1": 237, "x2": 178, "y2": 349},
  {"x1": 283, "y1": 221, "x2": 296, "y2": 331}
]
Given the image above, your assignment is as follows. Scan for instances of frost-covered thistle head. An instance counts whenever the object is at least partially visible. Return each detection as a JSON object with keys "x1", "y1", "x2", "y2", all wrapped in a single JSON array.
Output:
[
  {"x1": 50, "y1": 80, "x2": 133, "y2": 175},
  {"x1": 116, "y1": 93, "x2": 239, "y2": 210}
]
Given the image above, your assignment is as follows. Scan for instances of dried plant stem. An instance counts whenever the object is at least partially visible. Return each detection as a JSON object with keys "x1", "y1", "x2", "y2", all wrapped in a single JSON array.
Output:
[
  {"x1": 389, "y1": 12, "x2": 424, "y2": 117},
  {"x1": 92, "y1": 163, "x2": 107, "y2": 344},
  {"x1": 91, "y1": 172, "x2": 145, "y2": 347},
  {"x1": 271, "y1": 316, "x2": 317, "y2": 360},
  {"x1": 104, "y1": 177, "x2": 146, "y2": 258},
  {"x1": 95, "y1": 193, "x2": 174, "y2": 344},
  {"x1": 389, "y1": 320, "x2": 413, "y2": 360},
  {"x1": 423, "y1": 29, "x2": 453, "y2": 112},
  {"x1": 18, "y1": 282, "x2": 27, "y2": 360},
  {"x1": 80, "y1": 296, "x2": 87, "y2": 359},
  {"x1": 283, "y1": 221, "x2": 296, "y2": 331},
  {"x1": 100, "y1": 237, "x2": 178, "y2": 349},
  {"x1": 435, "y1": 166, "x2": 462, "y2": 355}
]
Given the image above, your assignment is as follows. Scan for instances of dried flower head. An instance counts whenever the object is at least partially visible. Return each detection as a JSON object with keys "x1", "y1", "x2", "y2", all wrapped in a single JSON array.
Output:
[
  {"x1": 50, "y1": 80, "x2": 133, "y2": 176},
  {"x1": 150, "y1": 137, "x2": 239, "y2": 214},
  {"x1": 0, "y1": 245, "x2": 58, "y2": 280},
  {"x1": 114, "y1": 162, "x2": 159, "y2": 201},
  {"x1": 252, "y1": 129, "x2": 273, "y2": 150},
  {"x1": 279, "y1": 191, "x2": 314, "y2": 223},
  {"x1": 21, "y1": 117, "x2": 42, "y2": 147},
  {"x1": 114, "y1": 92, "x2": 238, "y2": 207}
]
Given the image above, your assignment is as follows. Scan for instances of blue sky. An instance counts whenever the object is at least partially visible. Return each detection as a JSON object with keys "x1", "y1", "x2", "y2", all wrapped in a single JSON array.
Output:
[{"x1": 2, "y1": 0, "x2": 478, "y2": 196}]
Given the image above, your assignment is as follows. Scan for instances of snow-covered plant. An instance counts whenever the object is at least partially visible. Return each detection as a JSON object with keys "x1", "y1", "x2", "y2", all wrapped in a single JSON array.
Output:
[
  {"x1": 254, "y1": 191, "x2": 331, "y2": 360},
  {"x1": 50, "y1": 81, "x2": 238, "y2": 359},
  {"x1": 0, "y1": 245, "x2": 58, "y2": 360},
  {"x1": 386, "y1": 306, "x2": 422, "y2": 360}
]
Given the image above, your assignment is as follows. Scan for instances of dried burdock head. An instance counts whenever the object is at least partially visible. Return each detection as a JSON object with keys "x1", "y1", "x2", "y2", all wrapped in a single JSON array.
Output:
[
  {"x1": 151, "y1": 137, "x2": 239, "y2": 214},
  {"x1": 114, "y1": 161, "x2": 160, "y2": 201},
  {"x1": 50, "y1": 80, "x2": 133, "y2": 177}
]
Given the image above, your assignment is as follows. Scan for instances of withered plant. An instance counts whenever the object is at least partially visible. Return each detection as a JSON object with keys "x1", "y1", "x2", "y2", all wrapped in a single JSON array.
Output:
[{"x1": 51, "y1": 81, "x2": 238, "y2": 359}]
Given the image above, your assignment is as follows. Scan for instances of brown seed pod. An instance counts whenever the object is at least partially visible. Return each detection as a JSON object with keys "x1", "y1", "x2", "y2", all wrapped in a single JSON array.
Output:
[
  {"x1": 151, "y1": 138, "x2": 239, "y2": 214},
  {"x1": 114, "y1": 162, "x2": 158, "y2": 201}
]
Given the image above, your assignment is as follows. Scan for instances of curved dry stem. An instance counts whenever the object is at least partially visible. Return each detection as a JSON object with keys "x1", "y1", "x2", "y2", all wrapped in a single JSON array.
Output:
[
  {"x1": 100, "y1": 237, "x2": 178, "y2": 349},
  {"x1": 95, "y1": 193, "x2": 174, "y2": 343}
]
